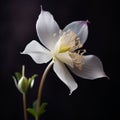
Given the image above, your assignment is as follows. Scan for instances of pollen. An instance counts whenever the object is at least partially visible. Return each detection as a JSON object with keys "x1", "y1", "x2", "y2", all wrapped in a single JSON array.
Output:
[
  {"x1": 59, "y1": 30, "x2": 83, "y2": 50},
  {"x1": 67, "y1": 31, "x2": 83, "y2": 52},
  {"x1": 69, "y1": 49, "x2": 86, "y2": 70}
]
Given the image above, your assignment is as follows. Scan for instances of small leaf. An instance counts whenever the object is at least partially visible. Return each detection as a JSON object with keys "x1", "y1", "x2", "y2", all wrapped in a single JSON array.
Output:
[
  {"x1": 28, "y1": 74, "x2": 38, "y2": 88},
  {"x1": 12, "y1": 76, "x2": 17, "y2": 86},
  {"x1": 28, "y1": 100, "x2": 48, "y2": 119},
  {"x1": 27, "y1": 108, "x2": 37, "y2": 117},
  {"x1": 15, "y1": 72, "x2": 22, "y2": 80},
  {"x1": 12, "y1": 76, "x2": 21, "y2": 92},
  {"x1": 33, "y1": 100, "x2": 37, "y2": 110},
  {"x1": 38, "y1": 102, "x2": 48, "y2": 117}
]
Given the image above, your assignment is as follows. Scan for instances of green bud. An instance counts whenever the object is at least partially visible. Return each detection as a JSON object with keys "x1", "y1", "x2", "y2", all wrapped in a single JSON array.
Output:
[
  {"x1": 13, "y1": 65, "x2": 37, "y2": 94},
  {"x1": 18, "y1": 76, "x2": 28, "y2": 94}
]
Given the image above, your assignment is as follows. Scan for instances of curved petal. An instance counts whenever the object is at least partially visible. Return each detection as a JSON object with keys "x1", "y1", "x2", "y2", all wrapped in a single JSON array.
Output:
[
  {"x1": 36, "y1": 8, "x2": 60, "y2": 50},
  {"x1": 56, "y1": 52, "x2": 73, "y2": 68},
  {"x1": 22, "y1": 40, "x2": 52, "y2": 64},
  {"x1": 63, "y1": 21, "x2": 88, "y2": 45},
  {"x1": 53, "y1": 60, "x2": 78, "y2": 95},
  {"x1": 69, "y1": 55, "x2": 108, "y2": 80}
]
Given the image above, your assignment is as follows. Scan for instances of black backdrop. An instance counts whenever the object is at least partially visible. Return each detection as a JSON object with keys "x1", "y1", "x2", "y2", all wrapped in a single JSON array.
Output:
[{"x1": 0, "y1": 0, "x2": 118, "y2": 120}]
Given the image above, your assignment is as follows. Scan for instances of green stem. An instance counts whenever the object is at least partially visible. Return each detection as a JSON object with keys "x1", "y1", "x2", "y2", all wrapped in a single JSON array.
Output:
[
  {"x1": 23, "y1": 93, "x2": 27, "y2": 120},
  {"x1": 22, "y1": 65, "x2": 25, "y2": 76},
  {"x1": 36, "y1": 61, "x2": 54, "y2": 120}
]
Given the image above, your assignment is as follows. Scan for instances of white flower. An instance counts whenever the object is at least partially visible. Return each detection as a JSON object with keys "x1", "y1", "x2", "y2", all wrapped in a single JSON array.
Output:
[{"x1": 22, "y1": 7, "x2": 108, "y2": 94}]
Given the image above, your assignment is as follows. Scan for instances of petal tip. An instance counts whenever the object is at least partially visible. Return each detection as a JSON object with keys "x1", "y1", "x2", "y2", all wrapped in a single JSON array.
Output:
[
  {"x1": 40, "y1": 5, "x2": 43, "y2": 12},
  {"x1": 20, "y1": 51, "x2": 26, "y2": 55},
  {"x1": 86, "y1": 20, "x2": 90, "y2": 24},
  {"x1": 20, "y1": 51, "x2": 23, "y2": 54},
  {"x1": 69, "y1": 83, "x2": 78, "y2": 95},
  {"x1": 81, "y1": 20, "x2": 89, "y2": 25},
  {"x1": 90, "y1": 73, "x2": 109, "y2": 80},
  {"x1": 98, "y1": 71, "x2": 110, "y2": 80}
]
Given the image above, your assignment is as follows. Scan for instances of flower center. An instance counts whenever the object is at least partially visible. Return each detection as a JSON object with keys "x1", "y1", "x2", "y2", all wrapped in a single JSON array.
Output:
[
  {"x1": 53, "y1": 29, "x2": 86, "y2": 70},
  {"x1": 58, "y1": 30, "x2": 83, "y2": 53}
]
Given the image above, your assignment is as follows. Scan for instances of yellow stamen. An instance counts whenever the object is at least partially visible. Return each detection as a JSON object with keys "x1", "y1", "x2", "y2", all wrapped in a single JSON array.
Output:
[
  {"x1": 69, "y1": 49, "x2": 86, "y2": 70},
  {"x1": 59, "y1": 46, "x2": 71, "y2": 53}
]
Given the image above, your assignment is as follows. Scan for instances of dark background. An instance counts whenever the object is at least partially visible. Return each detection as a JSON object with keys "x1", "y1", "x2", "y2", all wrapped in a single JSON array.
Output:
[{"x1": 0, "y1": 0, "x2": 118, "y2": 120}]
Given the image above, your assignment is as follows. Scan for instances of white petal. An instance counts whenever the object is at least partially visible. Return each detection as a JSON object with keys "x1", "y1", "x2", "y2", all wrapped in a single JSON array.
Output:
[
  {"x1": 36, "y1": 8, "x2": 60, "y2": 50},
  {"x1": 63, "y1": 21, "x2": 88, "y2": 45},
  {"x1": 22, "y1": 40, "x2": 52, "y2": 64},
  {"x1": 53, "y1": 60, "x2": 78, "y2": 94},
  {"x1": 69, "y1": 55, "x2": 108, "y2": 80},
  {"x1": 56, "y1": 52, "x2": 73, "y2": 68}
]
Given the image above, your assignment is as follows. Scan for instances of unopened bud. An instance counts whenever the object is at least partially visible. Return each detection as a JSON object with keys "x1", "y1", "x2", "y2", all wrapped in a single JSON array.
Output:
[
  {"x1": 13, "y1": 65, "x2": 37, "y2": 94},
  {"x1": 18, "y1": 76, "x2": 28, "y2": 94}
]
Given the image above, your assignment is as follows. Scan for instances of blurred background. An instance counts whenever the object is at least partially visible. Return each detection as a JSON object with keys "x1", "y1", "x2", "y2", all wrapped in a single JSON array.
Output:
[{"x1": 0, "y1": 0, "x2": 118, "y2": 120}]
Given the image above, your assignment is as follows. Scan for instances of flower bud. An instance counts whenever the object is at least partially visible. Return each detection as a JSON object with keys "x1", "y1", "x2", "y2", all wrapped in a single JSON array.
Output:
[
  {"x1": 18, "y1": 76, "x2": 28, "y2": 94},
  {"x1": 13, "y1": 65, "x2": 37, "y2": 94}
]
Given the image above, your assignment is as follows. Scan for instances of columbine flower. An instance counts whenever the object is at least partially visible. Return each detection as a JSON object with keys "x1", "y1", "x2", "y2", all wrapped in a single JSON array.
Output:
[{"x1": 22, "y1": 7, "x2": 108, "y2": 94}]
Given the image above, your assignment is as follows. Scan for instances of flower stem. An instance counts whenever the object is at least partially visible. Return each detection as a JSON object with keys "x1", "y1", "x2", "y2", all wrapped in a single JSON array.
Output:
[
  {"x1": 36, "y1": 61, "x2": 54, "y2": 120},
  {"x1": 23, "y1": 93, "x2": 27, "y2": 120}
]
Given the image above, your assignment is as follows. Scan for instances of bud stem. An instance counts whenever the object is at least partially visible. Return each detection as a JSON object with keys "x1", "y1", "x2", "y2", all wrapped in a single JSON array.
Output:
[
  {"x1": 23, "y1": 93, "x2": 27, "y2": 120},
  {"x1": 22, "y1": 65, "x2": 27, "y2": 120},
  {"x1": 22, "y1": 65, "x2": 25, "y2": 76}
]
